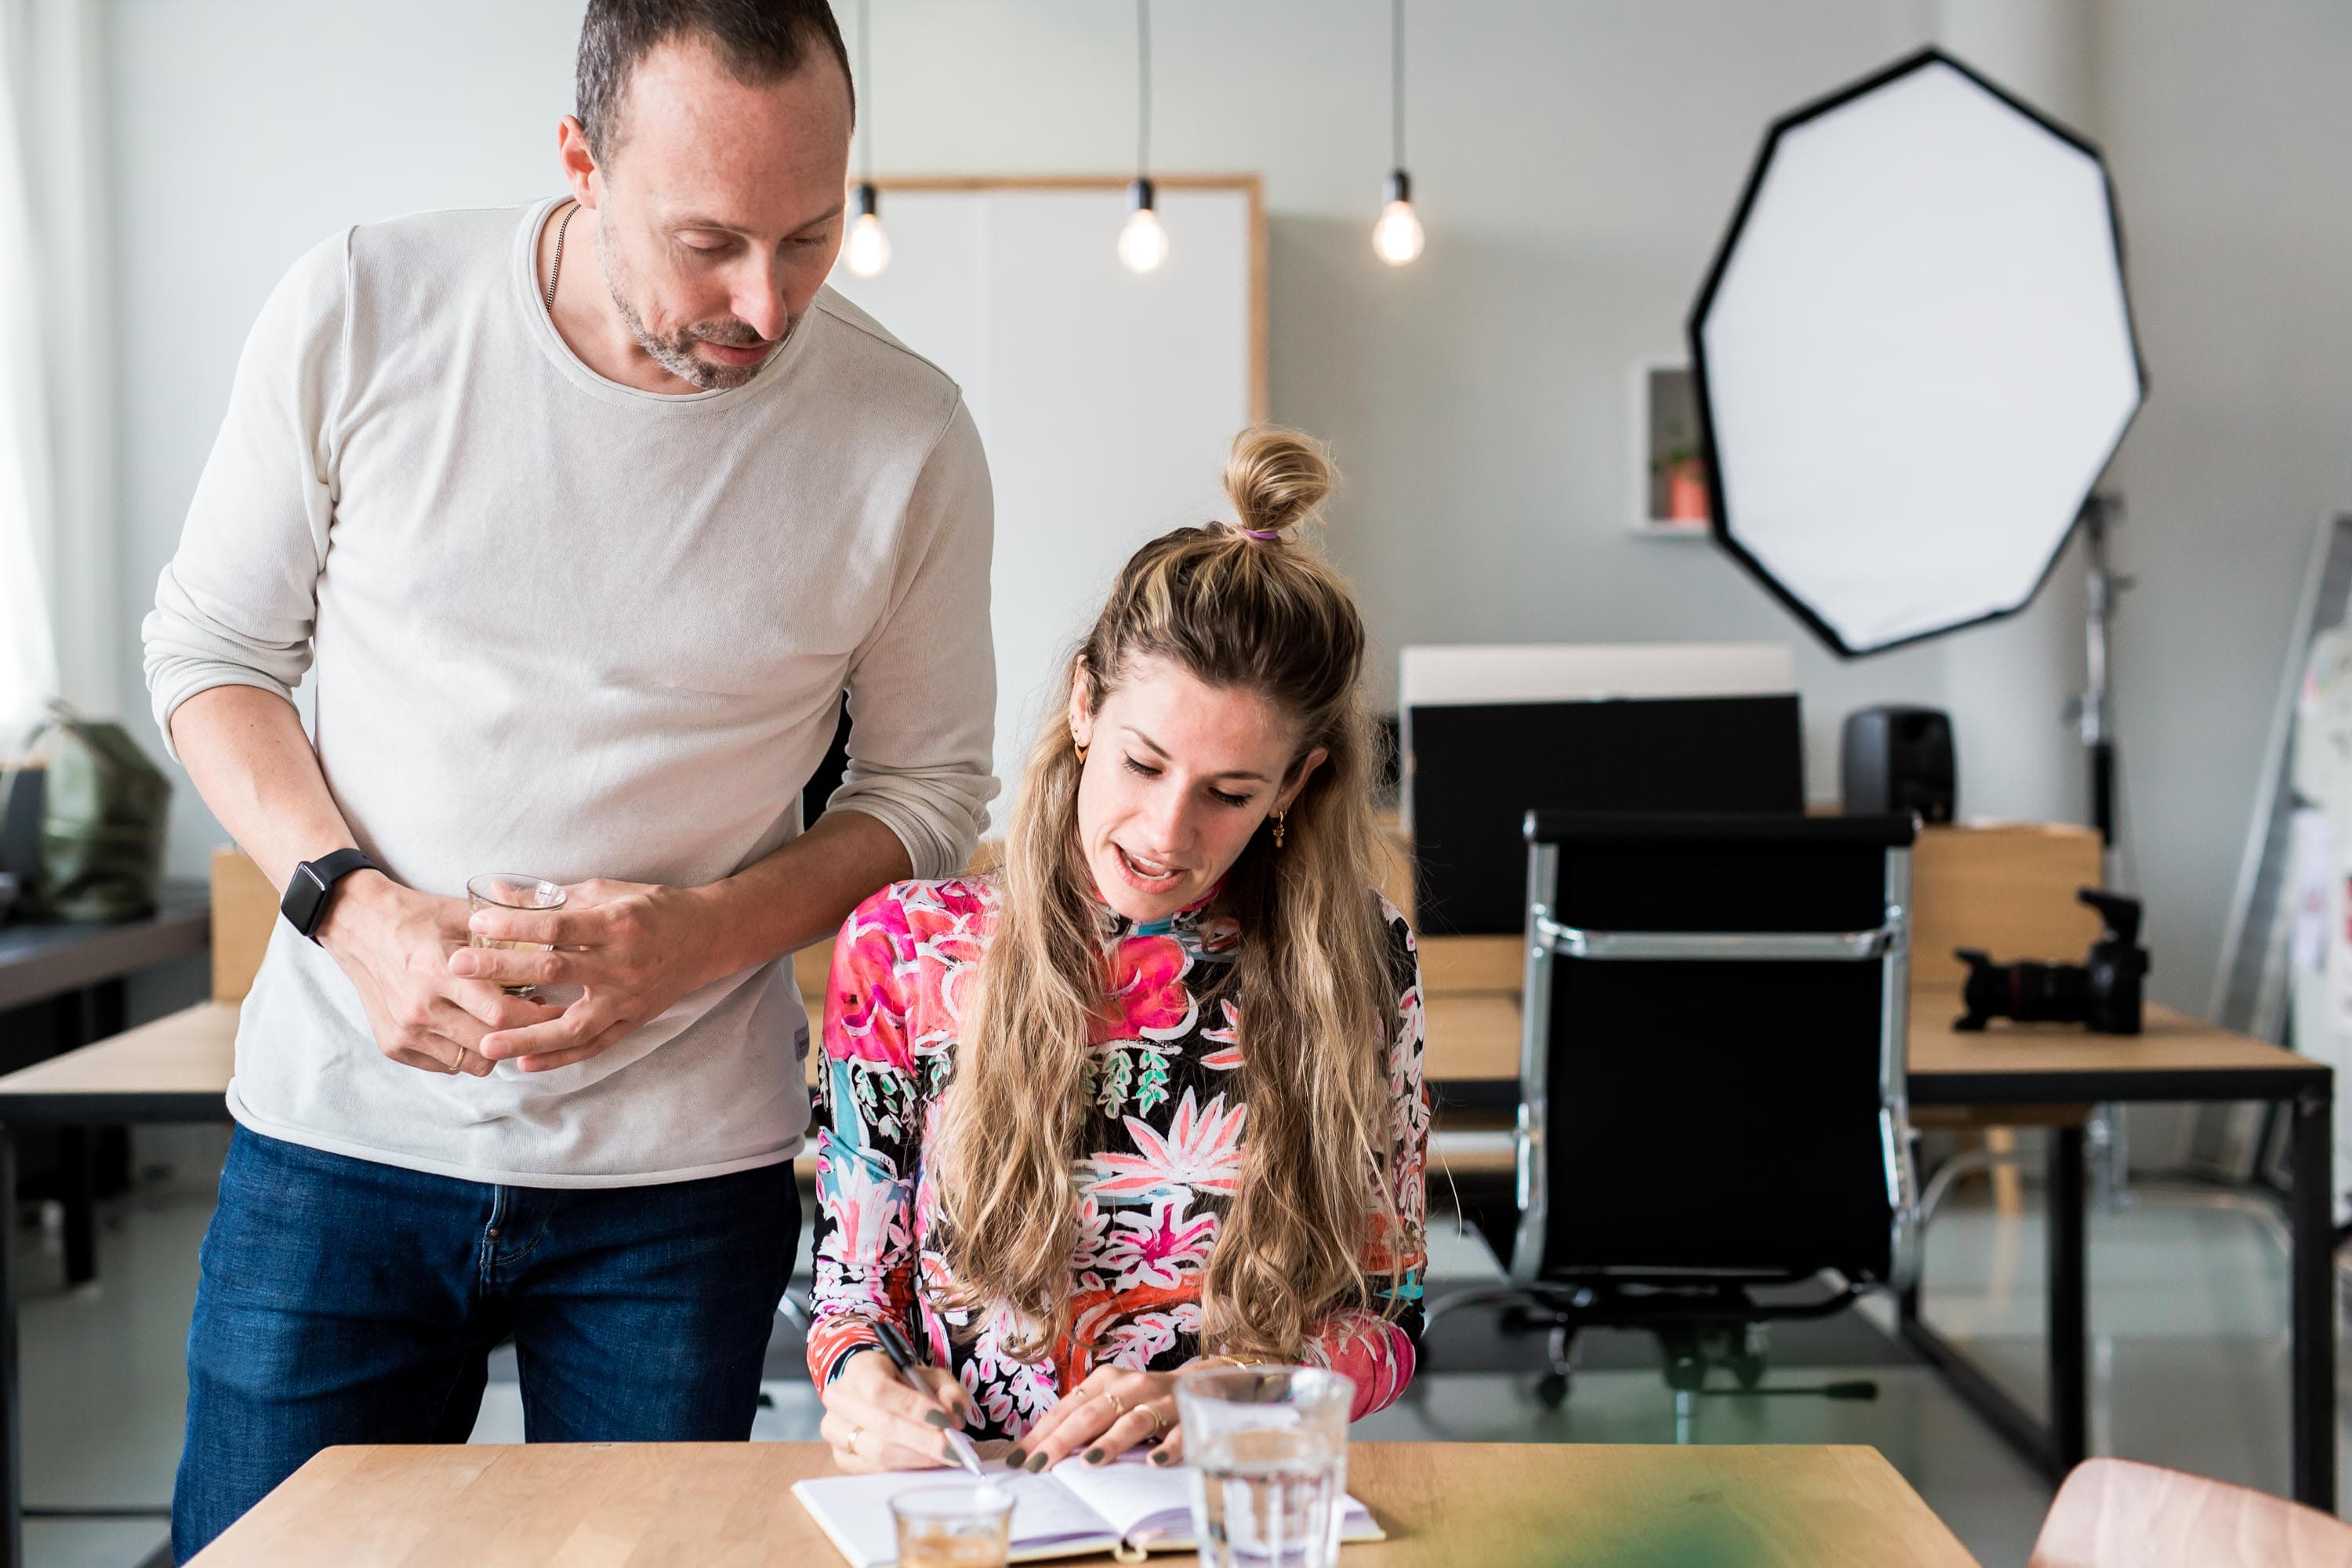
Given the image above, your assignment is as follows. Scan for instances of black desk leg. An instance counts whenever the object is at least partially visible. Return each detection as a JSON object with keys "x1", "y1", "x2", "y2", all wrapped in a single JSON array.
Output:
[
  {"x1": 56, "y1": 1131, "x2": 93, "y2": 1288},
  {"x1": 2, "y1": 1127, "x2": 21, "y2": 1568},
  {"x1": 2049, "y1": 1123, "x2": 2089, "y2": 1473},
  {"x1": 2291, "y1": 1084, "x2": 2337, "y2": 1512}
]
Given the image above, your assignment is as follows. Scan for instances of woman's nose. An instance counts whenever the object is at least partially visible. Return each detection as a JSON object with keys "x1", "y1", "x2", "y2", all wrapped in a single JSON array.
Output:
[{"x1": 1142, "y1": 789, "x2": 1195, "y2": 855}]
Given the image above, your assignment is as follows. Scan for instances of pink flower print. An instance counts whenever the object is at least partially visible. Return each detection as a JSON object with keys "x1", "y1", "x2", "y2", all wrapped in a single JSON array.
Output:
[
  {"x1": 825, "y1": 912, "x2": 915, "y2": 1071},
  {"x1": 1069, "y1": 1196, "x2": 1113, "y2": 1291},
  {"x1": 1098, "y1": 1307, "x2": 1192, "y2": 1368},
  {"x1": 1087, "y1": 1089, "x2": 1247, "y2": 1200},
  {"x1": 1102, "y1": 1196, "x2": 1219, "y2": 1290},
  {"x1": 932, "y1": 878, "x2": 995, "y2": 922},
  {"x1": 813, "y1": 1135, "x2": 912, "y2": 1277},
  {"x1": 1103, "y1": 935, "x2": 1198, "y2": 1042},
  {"x1": 1201, "y1": 999, "x2": 1243, "y2": 1072}
]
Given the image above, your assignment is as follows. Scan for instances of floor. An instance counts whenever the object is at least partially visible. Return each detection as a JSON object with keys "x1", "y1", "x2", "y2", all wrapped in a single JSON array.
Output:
[{"x1": 13, "y1": 1156, "x2": 2343, "y2": 1568}]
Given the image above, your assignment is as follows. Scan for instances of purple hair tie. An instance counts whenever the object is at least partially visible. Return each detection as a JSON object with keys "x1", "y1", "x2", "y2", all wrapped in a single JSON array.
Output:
[{"x1": 1243, "y1": 528, "x2": 1282, "y2": 542}]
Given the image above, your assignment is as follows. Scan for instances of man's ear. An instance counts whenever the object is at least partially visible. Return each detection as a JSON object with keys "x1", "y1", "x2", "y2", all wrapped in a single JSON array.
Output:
[
  {"x1": 1276, "y1": 746, "x2": 1330, "y2": 812},
  {"x1": 557, "y1": 115, "x2": 601, "y2": 212}
]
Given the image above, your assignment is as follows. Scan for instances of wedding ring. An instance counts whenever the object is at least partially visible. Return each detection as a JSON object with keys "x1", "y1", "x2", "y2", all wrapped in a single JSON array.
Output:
[{"x1": 846, "y1": 1424, "x2": 862, "y2": 1456}]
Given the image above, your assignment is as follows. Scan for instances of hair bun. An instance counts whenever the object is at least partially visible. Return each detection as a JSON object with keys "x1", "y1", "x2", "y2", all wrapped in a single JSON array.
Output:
[{"x1": 1223, "y1": 426, "x2": 1334, "y2": 539}]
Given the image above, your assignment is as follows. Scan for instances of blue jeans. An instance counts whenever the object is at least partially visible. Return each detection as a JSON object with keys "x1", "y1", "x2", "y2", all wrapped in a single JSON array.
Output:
[{"x1": 172, "y1": 1128, "x2": 799, "y2": 1562}]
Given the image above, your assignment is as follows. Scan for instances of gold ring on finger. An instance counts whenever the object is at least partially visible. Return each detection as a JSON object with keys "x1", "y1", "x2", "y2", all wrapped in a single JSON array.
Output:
[
  {"x1": 1142, "y1": 1405, "x2": 1164, "y2": 1436},
  {"x1": 1107, "y1": 1392, "x2": 1126, "y2": 1415},
  {"x1": 846, "y1": 1424, "x2": 862, "y2": 1456}
]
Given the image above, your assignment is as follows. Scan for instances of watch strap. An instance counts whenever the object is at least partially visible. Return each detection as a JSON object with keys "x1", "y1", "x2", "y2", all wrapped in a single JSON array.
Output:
[{"x1": 282, "y1": 847, "x2": 381, "y2": 942}]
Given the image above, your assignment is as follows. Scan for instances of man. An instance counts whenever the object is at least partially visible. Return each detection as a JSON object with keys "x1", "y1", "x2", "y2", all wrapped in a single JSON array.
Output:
[{"x1": 142, "y1": 2, "x2": 994, "y2": 1555}]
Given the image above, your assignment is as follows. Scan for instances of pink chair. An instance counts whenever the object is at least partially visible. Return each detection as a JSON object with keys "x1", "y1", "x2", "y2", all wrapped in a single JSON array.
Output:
[{"x1": 2031, "y1": 1457, "x2": 2352, "y2": 1568}]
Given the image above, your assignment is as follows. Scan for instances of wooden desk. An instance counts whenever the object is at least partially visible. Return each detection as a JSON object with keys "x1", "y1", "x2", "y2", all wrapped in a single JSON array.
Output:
[{"x1": 189, "y1": 1439, "x2": 1978, "y2": 1567}]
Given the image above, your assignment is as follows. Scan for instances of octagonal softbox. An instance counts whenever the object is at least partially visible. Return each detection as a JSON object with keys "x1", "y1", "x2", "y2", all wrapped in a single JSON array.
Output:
[{"x1": 1689, "y1": 49, "x2": 2144, "y2": 656}]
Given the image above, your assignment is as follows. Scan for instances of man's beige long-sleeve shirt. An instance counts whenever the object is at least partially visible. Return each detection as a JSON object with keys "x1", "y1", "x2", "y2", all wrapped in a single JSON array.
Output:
[{"x1": 143, "y1": 198, "x2": 996, "y2": 1187}]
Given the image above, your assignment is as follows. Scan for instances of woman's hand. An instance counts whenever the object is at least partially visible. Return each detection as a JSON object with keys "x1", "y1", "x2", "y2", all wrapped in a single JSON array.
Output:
[
  {"x1": 818, "y1": 1347, "x2": 975, "y2": 1474},
  {"x1": 1007, "y1": 1364, "x2": 1185, "y2": 1472}
]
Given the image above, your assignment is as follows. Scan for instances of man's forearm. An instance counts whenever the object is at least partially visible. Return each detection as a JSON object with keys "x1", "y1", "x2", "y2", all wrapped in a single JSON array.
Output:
[
  {"x1": 680, "y1": 809, "x2": 915, "y2": 983},
  {"x1": 177, "y1": 683, "x2": 917, "y2": 985},
  {"x1": 169, "y1": 684, "x2": 363, "y2": 889}
]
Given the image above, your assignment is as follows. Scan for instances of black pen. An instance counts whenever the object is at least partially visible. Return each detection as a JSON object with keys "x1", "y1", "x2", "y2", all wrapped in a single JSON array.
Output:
[{"x1": 875, "y1": 1319, "x2": 989, "y2": 1480}]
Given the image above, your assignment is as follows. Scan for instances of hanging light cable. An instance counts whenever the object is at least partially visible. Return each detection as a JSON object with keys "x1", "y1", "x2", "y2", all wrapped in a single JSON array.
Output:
[
  {"x1": 1373, "y1": 0, "x2": 1425, "y2": 265},
  {"x1": 844, "y1": 0, "x2": 891, "y2": 276},
  {"x1": 1119, "y1": 0, "x2": 1168, "y2": 273}
]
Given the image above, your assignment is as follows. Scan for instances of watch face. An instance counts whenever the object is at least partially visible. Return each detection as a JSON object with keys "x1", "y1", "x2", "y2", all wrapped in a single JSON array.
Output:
[{"x1": 285, "y1": 862, "x2": 328, "y2": 932}]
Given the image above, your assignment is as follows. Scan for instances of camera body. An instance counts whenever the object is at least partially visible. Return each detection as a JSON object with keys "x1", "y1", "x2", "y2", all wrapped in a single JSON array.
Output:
[{"x1": 1955, "y1": 887, "x2": 2148, "y2": 1036}]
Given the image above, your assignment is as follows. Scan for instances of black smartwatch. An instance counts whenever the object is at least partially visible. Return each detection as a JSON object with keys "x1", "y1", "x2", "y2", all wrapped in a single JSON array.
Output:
[{"x1": 280, "y1": 848, "x2": 383, "y2": 942}]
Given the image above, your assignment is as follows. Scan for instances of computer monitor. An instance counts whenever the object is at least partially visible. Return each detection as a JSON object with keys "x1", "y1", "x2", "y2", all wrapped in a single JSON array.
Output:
[{"x1": 1401, "y1": 644, "x2": 1806, "y2": 935}]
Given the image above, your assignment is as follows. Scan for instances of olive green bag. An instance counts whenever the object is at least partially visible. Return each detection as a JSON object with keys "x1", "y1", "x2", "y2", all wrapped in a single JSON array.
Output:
[{"x1": 13, "y1": 704, "x2": 172, "y2": 922}]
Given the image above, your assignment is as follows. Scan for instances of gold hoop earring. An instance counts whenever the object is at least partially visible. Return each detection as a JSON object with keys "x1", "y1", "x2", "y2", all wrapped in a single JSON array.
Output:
[
  {"x1": 1270, "y1": 809, "x2": 1287, "y2": 850},
  {"x1": 1073, "y1": 731, "x2": 1089, "y2": 766}
]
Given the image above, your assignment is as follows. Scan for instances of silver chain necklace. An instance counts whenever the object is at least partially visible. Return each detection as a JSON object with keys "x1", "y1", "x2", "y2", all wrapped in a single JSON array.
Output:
[{"x1": 543, "y1": 201, "x2": 578, "y2": 312}]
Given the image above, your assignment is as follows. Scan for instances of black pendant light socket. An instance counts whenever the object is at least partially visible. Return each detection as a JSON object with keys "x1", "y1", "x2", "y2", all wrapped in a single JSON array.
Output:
[
  {"x1": 854, "y1": 182, "x2": 880, "y2": 221},
  {"x1": 1127, "y1": 176, "x2": 1156, "y2": 214},
  {"x1": 1384, "y1": 169, "x2": 1412, "y2": 206}
]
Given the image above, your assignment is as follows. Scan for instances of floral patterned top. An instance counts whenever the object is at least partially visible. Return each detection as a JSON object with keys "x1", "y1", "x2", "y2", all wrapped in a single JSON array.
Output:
[{"x1": 805, "y1": 876, "x2": 1430, "y2": 1433}]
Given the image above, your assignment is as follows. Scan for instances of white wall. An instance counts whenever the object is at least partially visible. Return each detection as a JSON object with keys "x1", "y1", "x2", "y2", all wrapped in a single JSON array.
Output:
[
  {"x1": 98, "y1": 0, "x2": 2341, "y2": 1022},
  {"x1": 2092, "y1": 0, "x2": 2352, "y2": 1013}
]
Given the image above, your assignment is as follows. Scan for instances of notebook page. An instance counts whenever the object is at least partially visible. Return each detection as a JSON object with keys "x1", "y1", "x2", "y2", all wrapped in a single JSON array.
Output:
[
  {"x1": 792, "y1": 1468, "x2": 1118, "y2": 1567},
  {"x1": 1046, "y1": 1454, "x2": 1384, "y2": 1550}
]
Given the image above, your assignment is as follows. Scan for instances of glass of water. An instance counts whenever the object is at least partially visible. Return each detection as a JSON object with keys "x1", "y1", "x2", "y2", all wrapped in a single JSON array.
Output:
[
  {"x1": 1176, "y1": 1365, "x2": 1355, "y2": 1568},
  {"x1": 889, "y1": 1483, "x2": 1014, "y2": 1568},
  {"x1": 465, "y1": 873, "x2": 565, "y2": 997}
]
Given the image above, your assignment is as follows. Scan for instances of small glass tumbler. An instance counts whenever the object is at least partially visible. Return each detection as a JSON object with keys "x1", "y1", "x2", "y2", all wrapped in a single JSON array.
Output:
[
  {"x1": 1176, "y1": 1365, "x2": 1355, "y2": 1568},
  {"x1": 889, "y1": 1483, "x2": 1015, "y2": 1568},
  {"x1": 465, "y1": 874, "x2": 565, "y2": 998}
]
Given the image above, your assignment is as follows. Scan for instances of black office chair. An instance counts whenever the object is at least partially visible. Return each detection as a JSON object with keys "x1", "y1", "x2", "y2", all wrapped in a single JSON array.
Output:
[{"x1": 1432, "y1": 811, "x2": 1922, "y2": 1436}]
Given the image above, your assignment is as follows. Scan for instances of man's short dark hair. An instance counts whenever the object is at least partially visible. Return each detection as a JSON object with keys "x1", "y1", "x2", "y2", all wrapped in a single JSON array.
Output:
[{"x1": 577, "y1": 0, "x2": 854, "y2": 162}]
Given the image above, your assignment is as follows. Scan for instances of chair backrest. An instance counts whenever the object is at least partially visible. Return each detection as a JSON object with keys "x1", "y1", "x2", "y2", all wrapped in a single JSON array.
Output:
[
  {"x1": 2031, "y1": 1457, "x2": 2352, "y2": 1568},
  {"x1": 1510, "y1": 811, "x2": 1918, "y2": 1286},
  {"x1": 1399, "y1": 644, "x2": 1803, "y2": 936}
]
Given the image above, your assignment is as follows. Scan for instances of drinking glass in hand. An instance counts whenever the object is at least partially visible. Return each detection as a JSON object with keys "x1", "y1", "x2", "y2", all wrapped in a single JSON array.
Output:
[
  {"x1": 1176, "y1": 1366, "x2": 1355, "y2": 1568},
  {"x1": 890, "y1": 1483, "x2": 1014, "y2": 1568},
  {"x1": 466, "y1": 874, "x2": 564, "y2": 998}
]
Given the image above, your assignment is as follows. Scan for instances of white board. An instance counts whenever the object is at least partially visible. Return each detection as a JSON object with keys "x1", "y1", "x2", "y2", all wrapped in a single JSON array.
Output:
[{"x1": 828, "y1": 182, "x2": 1260, "y2": 829}]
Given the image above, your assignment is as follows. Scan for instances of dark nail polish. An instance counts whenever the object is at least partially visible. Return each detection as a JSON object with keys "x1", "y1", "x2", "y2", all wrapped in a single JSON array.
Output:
[
  {"x1": 1150, "y1": 1450, "x2": 1174, "y2": 1466},
  {"x1": 924, "y1": 1410, "x2": 950, "y2": 1428},
  {"x1": 1004, "y1": 1448, "x2": 1026, "y2": 1469},
  {"x1": 1026, "y1": 1453, "x2": 1048, "y2": 1472},
  {"x1": 1084, "y1": 1448, "x2": 1106, "y2": 1465}
]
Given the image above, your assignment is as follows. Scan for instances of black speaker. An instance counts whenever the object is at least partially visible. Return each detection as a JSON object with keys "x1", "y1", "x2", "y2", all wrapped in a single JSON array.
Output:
[{"x1": 1840, "y1": 706, "x2": 1955, "y2": 822}]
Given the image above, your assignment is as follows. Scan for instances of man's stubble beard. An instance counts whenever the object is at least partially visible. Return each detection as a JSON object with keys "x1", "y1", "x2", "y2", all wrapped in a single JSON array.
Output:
[{"x1": 597, "y1": 206, "x2": 794, "y2": 393}]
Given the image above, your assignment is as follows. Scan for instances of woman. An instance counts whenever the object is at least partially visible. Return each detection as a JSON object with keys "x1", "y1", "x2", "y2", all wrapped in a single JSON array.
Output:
[{"x1": 806, "y1": 427, "x2": 1428, "y2": 1474}]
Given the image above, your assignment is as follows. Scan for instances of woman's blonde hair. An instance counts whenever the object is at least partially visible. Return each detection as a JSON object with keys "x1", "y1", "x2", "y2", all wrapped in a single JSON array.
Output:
[{"x1": 933, "y1": 426, "x2": 1404, "y2": 1364}]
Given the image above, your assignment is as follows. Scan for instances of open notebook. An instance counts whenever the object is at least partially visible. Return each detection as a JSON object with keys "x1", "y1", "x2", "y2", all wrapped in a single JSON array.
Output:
[{"x1": 793, "y1": 1452, "x2": 1383, "y2": 1566}]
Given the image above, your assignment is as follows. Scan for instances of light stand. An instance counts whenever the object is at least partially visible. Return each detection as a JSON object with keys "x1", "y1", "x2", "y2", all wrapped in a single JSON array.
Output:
[{"x1": 2074, "y1": 492, "x2": 2136, "y2": 1207}]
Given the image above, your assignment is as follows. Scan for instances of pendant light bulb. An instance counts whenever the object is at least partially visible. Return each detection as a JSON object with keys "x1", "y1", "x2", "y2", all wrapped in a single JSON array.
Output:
[
  {"x1": 844, "y1": 183, "x2": 891, "y2": 278},
  {"x1": 1119, "y1": 177, "x2": 1168, "y2": 274},
  {"x1": 1374, "y1": 169, "x2": 1424, "y2": 266}
]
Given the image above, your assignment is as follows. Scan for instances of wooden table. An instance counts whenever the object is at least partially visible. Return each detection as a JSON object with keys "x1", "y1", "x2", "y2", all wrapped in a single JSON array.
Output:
[
  {"x1": 187, "y1": 1440, "x2": 1979, "y2": 1566},
  {"x1": 1410, "y1": 935, "x2": 2338, "y2": 1512}
]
